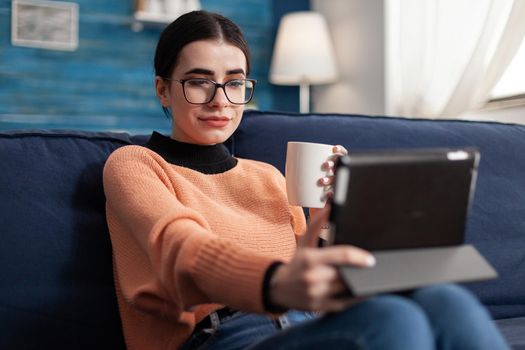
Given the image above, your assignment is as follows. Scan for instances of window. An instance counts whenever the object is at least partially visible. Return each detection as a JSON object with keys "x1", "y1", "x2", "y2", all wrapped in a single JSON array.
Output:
[{"x1": 490, "y1": 37, "x2": 525, "y2": 100}]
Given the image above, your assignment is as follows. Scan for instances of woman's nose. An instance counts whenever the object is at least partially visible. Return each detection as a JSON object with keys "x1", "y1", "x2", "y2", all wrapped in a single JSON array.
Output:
[{"x1": 208, "y1": 86, "x2": 230, "y2": 107}]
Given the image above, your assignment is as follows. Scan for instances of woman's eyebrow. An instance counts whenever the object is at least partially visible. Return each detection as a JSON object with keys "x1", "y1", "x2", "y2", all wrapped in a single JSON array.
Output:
[
  {"x1": 226, "y1": 68, "x2": 245, "y2": 75},
  {"x1": 184, "y1": 68, "x2": 213, "y2": 75},
  {"x1": 183, "y1": 68, "x2": 245, "y2": 76}
]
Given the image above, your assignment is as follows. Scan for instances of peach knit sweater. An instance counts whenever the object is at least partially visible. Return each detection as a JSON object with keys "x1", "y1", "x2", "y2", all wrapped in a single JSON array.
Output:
[{"x1": 103, "y1": 142, "x2": 307, "y2": 349}]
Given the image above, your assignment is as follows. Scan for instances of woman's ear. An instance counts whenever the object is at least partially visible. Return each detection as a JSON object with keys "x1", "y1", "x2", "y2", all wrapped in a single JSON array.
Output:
[{"x1": 155, "y1": 76, "x2": 171, "y2": 107}]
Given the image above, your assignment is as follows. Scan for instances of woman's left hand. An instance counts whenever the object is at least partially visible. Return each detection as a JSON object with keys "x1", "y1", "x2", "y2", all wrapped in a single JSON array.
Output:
[{"x1": 309, "y1": 145, "x2": 348, "y2": 219}]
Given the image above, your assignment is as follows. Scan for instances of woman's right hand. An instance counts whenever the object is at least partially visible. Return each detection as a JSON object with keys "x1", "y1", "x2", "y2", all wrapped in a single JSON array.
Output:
[{"x1": 269, "y1": 206, "x2": 376, "y2": 312}]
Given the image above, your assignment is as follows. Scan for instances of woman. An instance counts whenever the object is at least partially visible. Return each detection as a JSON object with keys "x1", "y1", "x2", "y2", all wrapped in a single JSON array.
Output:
[{"x1": 103, "y1": 10, "x2": 509, "y2": 350}]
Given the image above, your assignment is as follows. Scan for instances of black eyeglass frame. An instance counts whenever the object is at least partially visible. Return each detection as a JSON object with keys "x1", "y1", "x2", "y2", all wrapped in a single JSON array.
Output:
[{"x1": 162, "y1": 78, "x2": 257, "y2": 105}]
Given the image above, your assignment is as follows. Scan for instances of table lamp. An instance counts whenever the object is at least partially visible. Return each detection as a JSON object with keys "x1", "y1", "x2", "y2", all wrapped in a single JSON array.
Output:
[{"x1": 269, "y1": 11, "x2": 338, "y2": 113}]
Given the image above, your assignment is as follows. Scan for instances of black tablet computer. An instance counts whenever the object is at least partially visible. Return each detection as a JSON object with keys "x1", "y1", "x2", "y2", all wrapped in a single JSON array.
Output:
[{"x1": 328, "y1": 148, "x2": 497, "y2": 296}]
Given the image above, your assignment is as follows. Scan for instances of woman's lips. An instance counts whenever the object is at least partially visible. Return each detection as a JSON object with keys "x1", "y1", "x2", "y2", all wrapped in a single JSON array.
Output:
[{"x1": 198, "y1": 117, "x2": 231, "y2": 128}]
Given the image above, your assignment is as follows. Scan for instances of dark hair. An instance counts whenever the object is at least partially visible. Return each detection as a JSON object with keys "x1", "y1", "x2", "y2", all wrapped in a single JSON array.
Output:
[{"x1": 154, "y1": 11, "x2": 251, "y2": 118}]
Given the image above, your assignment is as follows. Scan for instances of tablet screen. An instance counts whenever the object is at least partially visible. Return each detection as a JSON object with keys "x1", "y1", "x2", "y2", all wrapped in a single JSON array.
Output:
[{"x1": 329, "y1": 148, "x2": 479, "y2": 251}]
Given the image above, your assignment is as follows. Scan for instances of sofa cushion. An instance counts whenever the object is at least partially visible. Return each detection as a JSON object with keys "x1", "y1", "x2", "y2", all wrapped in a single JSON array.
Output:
[
  {"x1": 495, "y1": 317, "x2": 525, "y2": 348},
  {"x1": 0, "y1": 130, "x2": 142, "y2": 349},
  {"x1": 232, "y1": 110, "x2": 525, "y2": 320}
]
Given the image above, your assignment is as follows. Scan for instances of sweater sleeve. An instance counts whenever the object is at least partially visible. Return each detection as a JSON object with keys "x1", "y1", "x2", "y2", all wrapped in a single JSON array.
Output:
[
  {"x1": 290, "y1": 205, "x2": 307, "y2": 242},
  {"x1": 103, "y1": 146, "x2": 276, "y2": 316}
]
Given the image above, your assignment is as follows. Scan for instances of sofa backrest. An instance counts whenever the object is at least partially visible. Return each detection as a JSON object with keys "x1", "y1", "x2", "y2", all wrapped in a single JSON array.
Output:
[
  {"x1": 0, "y1": 130, "x2": 148, "y2": 349},
  {"x1": 233, "y1": 110, "x2": 525, "y2": 319}
]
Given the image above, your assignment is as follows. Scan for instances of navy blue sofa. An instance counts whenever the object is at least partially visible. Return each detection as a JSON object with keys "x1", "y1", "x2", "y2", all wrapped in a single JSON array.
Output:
[{"x1": 1, "y1": 110, "x2": 524, "y2": 349}]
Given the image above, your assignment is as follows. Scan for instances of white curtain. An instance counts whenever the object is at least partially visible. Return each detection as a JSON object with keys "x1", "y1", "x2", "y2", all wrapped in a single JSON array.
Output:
[{"x1": 385, "y1": 0, "x2": 525, "y2": 118}]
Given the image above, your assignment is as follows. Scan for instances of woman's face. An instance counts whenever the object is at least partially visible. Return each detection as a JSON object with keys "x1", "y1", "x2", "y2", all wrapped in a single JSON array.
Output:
[{"x1": 156, "y1": 40, "x2": 248, "y2": 145}]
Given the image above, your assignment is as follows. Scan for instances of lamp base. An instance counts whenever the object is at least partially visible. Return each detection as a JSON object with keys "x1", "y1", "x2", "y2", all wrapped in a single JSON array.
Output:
[{"x1": 300, "y1": 83, "x2": 310, "y2": 113}]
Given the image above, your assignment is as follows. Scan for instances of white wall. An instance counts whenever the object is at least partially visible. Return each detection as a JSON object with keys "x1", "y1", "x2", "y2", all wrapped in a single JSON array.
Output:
[{"x1": 312, "y1": 0, "x2": 385, "y2": 115}]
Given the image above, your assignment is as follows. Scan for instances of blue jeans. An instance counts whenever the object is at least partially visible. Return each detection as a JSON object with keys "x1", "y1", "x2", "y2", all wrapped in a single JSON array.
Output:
[{"x1": 181, "y1": 284, "x2": 509, "y2": 350}]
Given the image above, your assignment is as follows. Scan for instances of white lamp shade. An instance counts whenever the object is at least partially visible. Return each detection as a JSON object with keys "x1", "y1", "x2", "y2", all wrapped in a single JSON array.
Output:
[{"x1": 270, "y1": 11, "x2": 338, "y2": 85}]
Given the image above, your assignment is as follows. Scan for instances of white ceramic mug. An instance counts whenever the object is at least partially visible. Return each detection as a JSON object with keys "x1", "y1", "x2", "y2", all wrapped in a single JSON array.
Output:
[{"x1": 285, "y1": 141, "x2": 334, "y2": 208}]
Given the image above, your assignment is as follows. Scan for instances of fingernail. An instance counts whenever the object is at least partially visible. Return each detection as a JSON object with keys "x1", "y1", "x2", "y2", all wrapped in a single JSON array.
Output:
[{"x1": 366, "y1": 255, "x2": 376, "y2": 267}]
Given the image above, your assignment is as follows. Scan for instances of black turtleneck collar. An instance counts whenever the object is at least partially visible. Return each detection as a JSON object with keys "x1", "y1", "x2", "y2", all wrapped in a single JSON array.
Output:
[{"x1": 145, "y1": 131, "x2": 238, "y2": 174}]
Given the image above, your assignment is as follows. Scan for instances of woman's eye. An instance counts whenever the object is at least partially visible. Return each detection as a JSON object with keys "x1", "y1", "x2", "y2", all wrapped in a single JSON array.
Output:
[
  {"x1": 228, "y1": 80, "x2": 245, "y2": 88},
  {"x1": 187, "y1": 79, "x2": 211, "y2": 87}
]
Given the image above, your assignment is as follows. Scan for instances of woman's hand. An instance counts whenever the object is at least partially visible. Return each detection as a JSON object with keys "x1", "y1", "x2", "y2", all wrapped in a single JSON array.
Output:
[
  {"x1": 322, "y1": 144, "x2": 348, "y2": 187},
  {"x1": 269, "y1": 206, "x2": 375, "y2": 312},
  {"x1": 309, "y1": 145, "x2": 348, "y2": 220}
]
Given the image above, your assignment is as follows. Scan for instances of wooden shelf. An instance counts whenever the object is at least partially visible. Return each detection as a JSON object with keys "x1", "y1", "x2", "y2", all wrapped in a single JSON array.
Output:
[
  {"x1": 131, "y1": 0, "x2": 202, "y2": 31},
  {"x1": 133, "y1": 10, "x2": 178, "y2": 24}
]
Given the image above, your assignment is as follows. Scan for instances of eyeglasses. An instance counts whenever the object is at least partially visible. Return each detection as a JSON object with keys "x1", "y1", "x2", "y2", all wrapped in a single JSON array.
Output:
[{"x1": 163, "y1": 78, "x2": 257, "y2": 105}]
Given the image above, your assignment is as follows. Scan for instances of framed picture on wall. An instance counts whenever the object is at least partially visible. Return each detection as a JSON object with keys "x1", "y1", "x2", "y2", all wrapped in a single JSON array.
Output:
[{"x1": 11, "y1": 0, "x2": 79, "y2": 51}]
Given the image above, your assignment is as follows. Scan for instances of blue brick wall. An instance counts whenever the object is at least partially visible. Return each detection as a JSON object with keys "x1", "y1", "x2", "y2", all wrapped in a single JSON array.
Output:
[{"x1": 0, "y1": 0, "x2": 308, "y2": 134}]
